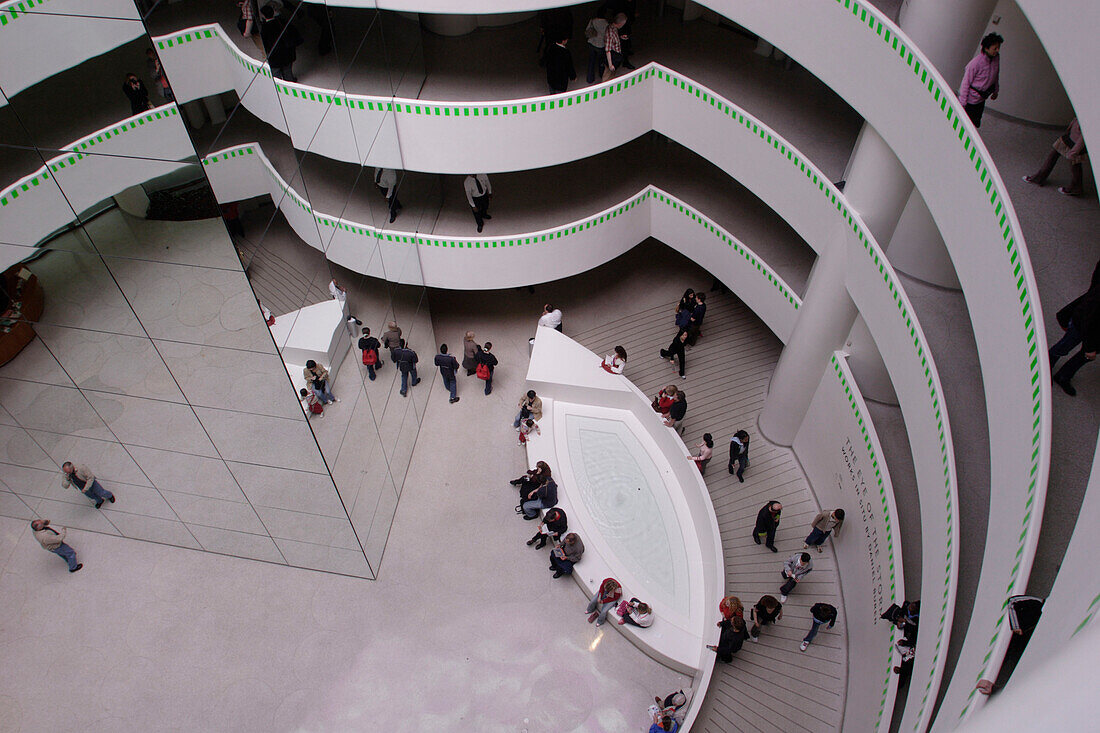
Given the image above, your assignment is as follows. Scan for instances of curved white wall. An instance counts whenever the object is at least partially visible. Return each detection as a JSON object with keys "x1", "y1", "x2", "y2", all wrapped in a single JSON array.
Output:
[{"x1": 0, "y1": 0, "x2": 145, "y2": 104}]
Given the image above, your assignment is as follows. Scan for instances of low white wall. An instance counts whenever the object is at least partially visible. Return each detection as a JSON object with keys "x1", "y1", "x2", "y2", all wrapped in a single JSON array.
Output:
[
  {"x1": 0, "y1": 0, "x2": 144, "y2": 104},
  {"x1": 793, "y1": 353, "x2": 905, "y2": 732}
]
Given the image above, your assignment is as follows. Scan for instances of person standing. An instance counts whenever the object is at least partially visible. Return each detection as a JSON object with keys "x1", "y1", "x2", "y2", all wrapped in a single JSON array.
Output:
[
  {"x1": 550, "y1": 533, "x2": 584, "y2": 577},
  {"x1": 538, "y1": 303, "x2": 563, "y2": 332},
  {"x1": 32, "y1": 519, "x2": 82, "y2": 573},
  {"x1": 779, "y1": 552, "x2": 813, "y2": 602},
  {"x1": 260, "y1": 4, "x2": 302, "y2": 82},
  {"x1": 1050, "y1": 259, "x2": 1100, "y2": 396},
  {"x1": 663, "y1": 390, "x2": 687, "y2": 434},
  {"x1": 382, "y1": 321, "x2": 402, "y2": 365},
  {"x1": 603, "y1": 13, "x2": 627, "y2": 81},
  {"x1": 461, "y1": 331, "x2": 480, "y2": 376},
  {"x1": 358, "y1": 327, "x2": 382, "y2": 380},
  {"x1": 752, "y1": 500, "x2": 781, "y2": 552},
  {"x1": 374, "y1": 168, "x2": 402, "y2": 223},
  {"x1": 685, "y1": 292, "x2": 706, "y2": 346},
  {"x1": 659, "y1": 329, "x2": 688, "y2": 379},
  {"x1": 707, "y1": 616, "x2": 749, "y2": 663},
  {"x1": 61, "y1": 462, "x2": 115, "y2": 508},
  {"x1": 728, "y1": 430, "x2": 750, "y2": 482},
  {"x1": 748, "y1": 595, "x2": 783, "y2": 642},
  {"x1": 800, "y1": 602, "x2": 838, "y2": 651},
  {"x1": 584, "y1": 10, "x2": 609, "y2": 83},
  {"x1": 1023, "y1": 117, "x2": 1089, "y2": 196},
  {"x1": 544, "y1": 36, "x2": 576, "y2": 93},
  {"x1": 958, "y1": 33, "x2": 1003, "y2": 128},
  {"x1": 122, "y1": 73, "x2": 152, "y2": 116},
  {"x1": 514, "y1": 390, "x2": 544, "y2": 428},
  {"x1": 236, "y1": 0, "x2": 264, "y2": 57},
  {"x1": 146, "y1": 48, "x2": 173, "y2": 101},
  {"x1": 475, "y1": 341, "x2": 498, "y2": 395},
  {"x1": 303, "y1": 360, "x2": 338, "y2": 404},
  {"x1": 688, "y1": 434, "x2": 713, "y2": 474},
  {"x1": 328, "y1": 278, "x2": 347, "y2": 306},
  {"x1": 393, "y1": 339, "x2": 421, "y2": 397},
  {"x1": 586, "y1": 577, "x2": 623, "y2": 626},
  {"x1": 805, "y1": 508, "x2": 845, "y2": 553},
  {"x1": 434, "y1": 344, "x2": 460, "y2": 403},
  {"x1": 464, "y1": 174, "x2": 493, "y2": 233}
]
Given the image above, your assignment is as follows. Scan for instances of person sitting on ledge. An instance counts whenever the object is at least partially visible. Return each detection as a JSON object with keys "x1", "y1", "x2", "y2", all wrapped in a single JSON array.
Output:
[
  {"x1": 586, "y1": 577, "x2": 622, "y2": 627},
  {"x1": 521, "y1": 475, "x2": 558, "y2": 520},
  {"x1": 510, "y1": 461, "x2": 551, "y2": 496},
  {"x1": 549, "y1": 532, "x2": 584, "y2": 578},
  {"x1": 526, "y1": 507, "x2": 567, "y2": 550},
  {"x1": 616, "y1": 597, "x2": 653, "y2": 628},
  {"x1": 514, "y1": 390, "x2": 544, "y2": 428}
]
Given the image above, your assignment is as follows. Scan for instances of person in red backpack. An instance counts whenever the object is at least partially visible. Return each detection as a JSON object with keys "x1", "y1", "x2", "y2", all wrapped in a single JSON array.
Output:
[
  {"x1": 475, "y1": 341, "x2": 498, "y2": 396},
  {"x1": 358, "y1": 327, "x2": 382, "y2": 381}
]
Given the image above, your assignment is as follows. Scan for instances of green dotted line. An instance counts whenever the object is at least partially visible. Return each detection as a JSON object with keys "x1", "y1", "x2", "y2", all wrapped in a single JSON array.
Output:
[
  {"x1": 0, "y1": 107, "x2": 178, "y2": 207},
  {"x1": 1071, "y1": 592, "x2": 1100, "y2": 638},
  {"x1": 0, "y1": 0, "x2": 47, "y2": 27},
  {"x1": 824, "y1": 0, "x2": 1041, "y2": 717},
  {"x1": 831, "y1": 353, "x2": 900, "y2": 730}
]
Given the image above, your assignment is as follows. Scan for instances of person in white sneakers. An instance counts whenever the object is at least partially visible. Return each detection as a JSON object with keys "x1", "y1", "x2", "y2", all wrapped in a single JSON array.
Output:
[
  {"x1": 779, "y1": 552, "x2": 813, "y2": 602},
  {"x1": 801, "y1": 602, "x2": 837, "y2": 651}
]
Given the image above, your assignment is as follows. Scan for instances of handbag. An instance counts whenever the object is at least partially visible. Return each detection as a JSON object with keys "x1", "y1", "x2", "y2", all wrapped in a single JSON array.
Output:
[
  {"x1": 309, "y1": 401, "x2": 323, "y2": 415},
  {"x1": 312, "y1": 378, "x2": 325, "y2": 390},
  {"x1": 476, "y1": 362, "x2": 491, "y2": 380},
  {"x1": 519, "y1": 405, "x2": 531, "y2": 419},
  {"x1": 651, "y1": 396, "x2": 661, "y2": 412}
]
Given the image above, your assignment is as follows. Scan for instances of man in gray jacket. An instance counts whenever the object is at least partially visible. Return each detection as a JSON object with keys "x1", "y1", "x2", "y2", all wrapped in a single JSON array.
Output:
[
  {"x1": 62, "y1": 462, "x2": 115, "y2": 508},
  {"x1": 780, "y1": 552, "x2": 813, "y2": 602},
  {"x1": 32, "y1": 519, "x2": 82, "y2": 572}
]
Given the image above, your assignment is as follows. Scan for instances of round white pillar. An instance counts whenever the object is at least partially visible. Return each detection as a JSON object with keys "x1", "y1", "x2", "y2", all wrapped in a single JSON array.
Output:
[
  {"x1": 759, "y1": 242, "x2": 858, "y2": 446},
  {"x1": 888, "y1": 187, "x2": 961, "y2": 288},
  {"x1": 420, "y1": 14, "x2": 478, "y2": 37}
]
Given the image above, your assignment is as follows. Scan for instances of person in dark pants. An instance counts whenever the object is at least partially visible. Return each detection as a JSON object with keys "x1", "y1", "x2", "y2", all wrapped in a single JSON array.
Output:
[
  {"x1": 707, "y1": 616, "x2": 748, "y2": 663},
  {"x1": 978, "y1": 595, "x2": 1044, "y2": 694},
  {"x1": 1050, "y1": 259, "x2": 1100, "y2": 396},
  {"x1": 464, "y1": 174, "x2": 492, "y2": 233},
  {"x1": 122, "y1": 73, "x2": 152, "y2": 115},
  {"x1": 544, "y1": 37, "x2": 576, "y2": 93},
  {"x1": 434, "y1": 344, "x2": 460, "y2": 403},
  {"x1": 660, "y1": 329, "x2": 688, "y2": 379},
  {"x1": 748, "y1": 595, "x2": 783, "y2": 642},
  {"x1": 522, "y1": 476, "x2": 558, "y2": 519},
  {"x1": 800, "y1": 602, "x2": 837, "y2": 651},
  {"x1": 752, "y1": 500, "x2": 781, "y2": 552},
  {"x1": 549, "y1": 532, "x2": 584, "y2": 577},
  {"x1": 260, "y1": 5, "x2": 302, "y2": 82},
  {"x1": 32, "y1": 519, "x2": 82, "y2": 572},
  {"x1": 728, "y1": 430, "x2": 750, "y2": 482},
  {"x1": 381, "y1": 321, "x2": 402, "y2": 365},
  {"x1": 957, "y1": 32, "x2": 1002, "y2": 128},
  {"x1": 393, "y1": 339, "x2": 421, "y2": 397},
  {"x1": 358, "y1": 327, "x2": 382, "y2": 381},
  {"x1": 779, "y1": 552, "x2": 813, "y2": 602},
  {"x1": 374, "y1": 168, "x2": 402, "y2": 223},
  {"x1": 475, "y1": 341, "x2": 498, "y2": 395},
  {"x1": 527, "y1": 507, "x2": 567, "y2": 549},
  {"x1": 663, "y1": 390, "x2": 687, "y2": 434},
  {"x1": 61, "y1": 462, "x2": 115, "y2": 508},
  {"x1": 686, "y1": 292, "x2": 706, "y2": 346}
]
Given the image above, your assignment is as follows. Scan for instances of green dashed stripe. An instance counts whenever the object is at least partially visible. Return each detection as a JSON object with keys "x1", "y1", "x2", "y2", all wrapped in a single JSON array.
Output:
[{"x1": 0, "y1": 0, "x2": 47, "y2": 27}]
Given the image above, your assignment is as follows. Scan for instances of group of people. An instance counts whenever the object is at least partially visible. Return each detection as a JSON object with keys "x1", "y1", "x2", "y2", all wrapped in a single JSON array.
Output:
[
  {"x1": 659, "y1": 288, "x2": 708, "y2": 379},
  {"x1": 509, "y1": 460, "x2": 583, "y2": 578},
  {"x1": 121, "y1": 49, "x2": 174, "y2": 117},
  {"x1": 30, "y1": 462, "x2": 121, "y2": 574},
  {"x1": 371, "y1": 170, "x2": 495, "y2": 233},
  {"x1": 538, "y1": 2, "x2": 638, "y2": 94},
  {"x1": 882, "y1": 599, "x2": 921, "y2": 676}
]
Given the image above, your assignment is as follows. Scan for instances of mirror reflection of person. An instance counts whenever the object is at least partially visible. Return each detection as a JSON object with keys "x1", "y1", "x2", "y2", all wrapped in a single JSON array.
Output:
[{"x1": 122, "y1": 73, "x2": 153, "y2": 116}]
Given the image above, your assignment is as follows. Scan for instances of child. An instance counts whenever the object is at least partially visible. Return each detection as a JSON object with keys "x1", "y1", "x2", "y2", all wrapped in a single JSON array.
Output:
[
  {"x1": 300, "y1": 387, "x2": 324, "y2": 418},
  {"x1": 616, "y1": 597, "x2": 654, "y2": 627},
  {"x1": 518, "y1": 418, "x2": 540, "y2": 446}
]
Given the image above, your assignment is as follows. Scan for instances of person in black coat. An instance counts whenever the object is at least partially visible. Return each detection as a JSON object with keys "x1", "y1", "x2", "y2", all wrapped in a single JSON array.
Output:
[
  {"x1": 752, "y1": 500, "x2": 781, "y2": 552},
  {"x1": 526, "y1": 507, "x2": 567, "y2": 549},
  {"x1": 260, "y1": 5, "x2": 302, "y2": 82},
  {"x1": 475, "y1": 341, "x2": 498, "y2": 396},
  {"x1": 122, "y1": 74, "x2": 152, "y2": 116},
  {"x1": 357, "y1": 327, "x2": 382, "y2": 381},
  {"x1": 544, "y1": 37, "x2": 576, "y2": 93},
  {"x1": 434, "y1": 344, "x2": 460, "y2": 404},
  {"x1": 707, "y1": 616, "x2": 748, "y2": 663},
  {"x1": 660, "y1": 328, "x2": 688, "y2": 379},
  {"x1": 1050, "y1": 259, "x2": 1100, "y2": 396},
  {"x1": 392, "y1": 339, "x2": 421, "y2": 396}
]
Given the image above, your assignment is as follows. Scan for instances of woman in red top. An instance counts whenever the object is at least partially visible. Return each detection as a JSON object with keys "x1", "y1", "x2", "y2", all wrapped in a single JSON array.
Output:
[{"x1": 586, "y1": 578, "x2": 623, "y2": 627}]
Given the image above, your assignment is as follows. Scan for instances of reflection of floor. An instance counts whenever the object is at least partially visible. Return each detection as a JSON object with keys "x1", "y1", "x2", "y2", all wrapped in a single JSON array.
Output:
[{"x1": 570, "y1": 287, "x2": 845, "y2": 731}]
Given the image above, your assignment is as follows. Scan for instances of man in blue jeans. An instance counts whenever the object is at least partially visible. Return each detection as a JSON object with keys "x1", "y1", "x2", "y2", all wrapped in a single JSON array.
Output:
[
  {"x1": 434, "y1": 343, "x2": 460, "y2": 404},
  {"x1": 393, "y1": 339, "x2": 421, "y2": 397},
  {"x1": 800, "y1": 602, "x2": 837, "y2": 651},
  {"x1": 32, "y1": 519, "x2": 82, "y2": 572},
  {"x1": 62, "y1": 462, "x2": 115, "y2": 508}
]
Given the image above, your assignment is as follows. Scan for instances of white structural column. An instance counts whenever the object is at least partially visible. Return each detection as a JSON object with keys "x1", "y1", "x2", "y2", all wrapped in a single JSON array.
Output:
[
  {"x1": 983, "y1": 0, "x2": 1072, "y2": 125},
  {"x1": 887, "y1": 187, "x2": 959, "y2": 288},
  {"x1": 759, "y1": 238, "x2": 856, "y2": 445}
]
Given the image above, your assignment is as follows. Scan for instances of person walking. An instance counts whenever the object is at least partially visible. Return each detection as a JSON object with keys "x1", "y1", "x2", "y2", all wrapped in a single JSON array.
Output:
[
  {"x1": 663, "y1": 390, "x2": 687, "y2": 434},
  {"x1": 514, "y1": 390, "x2": 544, "y2": 428},
  {"x1": 358, "y1": 327, "x2": 382, "y2": 380},
  {"x1": 374, "y1": 168, "x2": 402, "y2": 223},
  {"x1": 538, "y1": 303, "x2": 563, "y2": 332},
  {"x1": 805, "y1": 508, "x2": 845, "y2": 553},
  {"x1": 1023, "y1": 118, "x2": 1088, "y2": 196},
  {"x1": 32, "y1": 519, "x2": 82, "y2": 573},
  {"x1": 958, "y1": 33, "x2": 1002, "y2": 128},
  {"x1": 259, "y1": 4, "x2": 302, "y2": 82},
  {"x1": 544, "y1": 35, "x2": 576, "y2": 93},
  {"x1": 475, "y1": 341, "x2": 498, "y2": 395},
  {"x1": 521, "y1": 475, "x2": 558, "y2": 519},
  {"x1": 461, "y1": 331, "x2": 480, "y2": 376},
  {"x1": 303, "y1": 361, "x2": 338, "y2": 404},
  {"x1": 688, "y1": 433, "x2": 713, "y2": 475},
  {"x1": 1050, "y1": 259, "x2": 1100, "y2": 396},
  {"x1": 393, "y1": 339, "x2": 421, "y2": 397},
  {"x1": 752, "y1": 500, "x2": 781, "y2": 551},
  {"x1": 728, "y1": 430, "x2": 750, "y2": 482},
  {"x1": 61, "y1": 462, "x2": 115, "y2": 508},
  {"x1": 236, "y1": 0, "x2": 264, "y2": 57},
  {"x1": 602, "y1": 13, "x2": 627, "y2": 81},
  {"x1": 659, "y1": 329, "x2": 688, "y2": 379},
  {"x1": 549, "y1": 532, "x2": 584, "y2": 577},
  {"x1": 584, "y1": 10, "x2": 608, "y2": 83},
  {"x1": 586, "y1": 577, "x2": 623, "y2": 626},
  {"x1": 800, "y1": 602, "x2": 838, "y2": 651},
  {"x1": 685, "y1": 292, "x2": 706, "y2": 346},
  {"x1": 328, "y1": 278, "x2": 347, "y2": 306},
  {"x1": 748, "y1": 595, "x2": 783, "y2": 641},
  {"x1": 122, "y1": 73, "x2": 153, "y2": 116},
  {"x1": 780, "y1": 552, "x2": 813, "y2": 602},
  {"x1": 707, "y1": 616, "x2": 749, "y2": 663},
  {"x1": 382, "y1": 321, "x2": 402, "y2": 365},
  {"x1": 464, "y1": 174, "x2": 493, "y2": 233},
  {"x1": 434, "y1": 344, "x2": 460, "y2": 403}
]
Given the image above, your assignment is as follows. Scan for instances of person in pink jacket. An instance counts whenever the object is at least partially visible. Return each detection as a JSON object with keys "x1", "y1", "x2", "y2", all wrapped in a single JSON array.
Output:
[{"x1": 958, "y1": 33, "x2": 1002, "y2": 128}]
